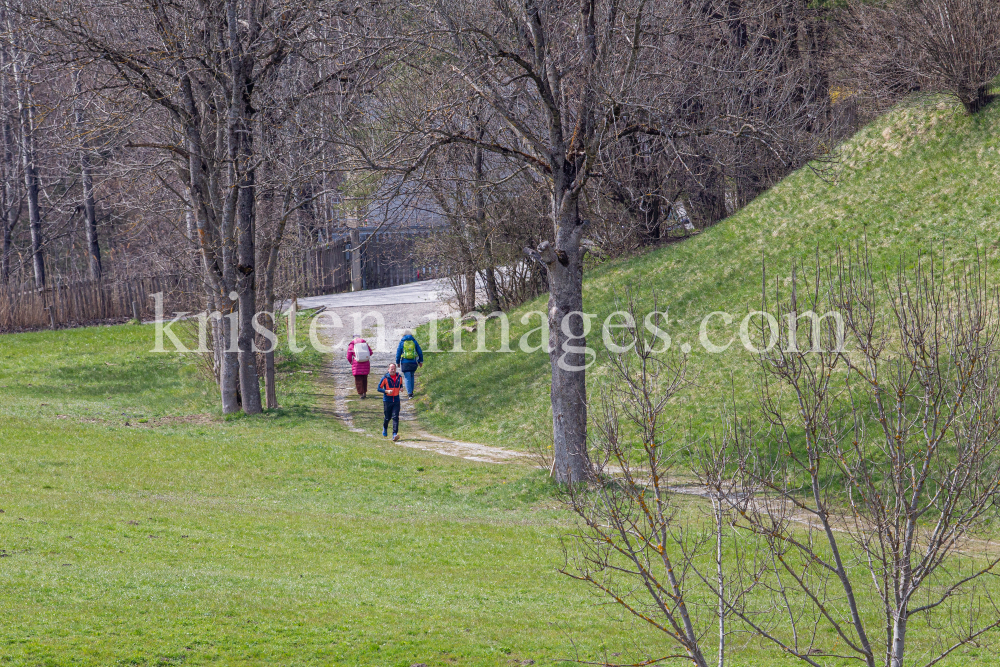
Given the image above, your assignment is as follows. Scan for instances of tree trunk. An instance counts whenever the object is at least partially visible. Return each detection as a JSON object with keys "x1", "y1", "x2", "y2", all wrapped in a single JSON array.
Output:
[
  {"x1": 81, "y1": 154, "x2": 101, "y2": 280},
  {"x1": 235, "y1": 170, "x2": 261, "y2": 415},
  {"x1": 538, "y1": 200, "x2": 592, "y2": 484},
  {"x1": 641, "y1": 193, "x2": 662, "y2": 244},
  {"x1": 690, "y1": 168, "x2": 728, "y2": 228},
  {"x1": 472, "y1": 140, "x2": 501, "y2": 311},
  {"x1": 73, "y1": 70, "x2": 101, "y2": 282},
  {"x1": 229, "y1": 0, "x2": 261, "y2": 415},
  {"x1": 9, "y1": 36, "x2": 43, "y2": 289},
  {"x1": 180, "y1": 72, "x2": 237, "y2": 413},
  {"x1": 180, "y1": 67, "x2": 239, "y2": 414},
  {"x1": 210, "y1": 293, "x2": 222, "y2": 385},
  {"x1": 963, "y1": 84, "x2": 996, "y2": 114},
  {"x1": 484, "y1": 265, "x2": 500, "y2": 311},
  {"x1": 463, "y1": 269, "x2": 476, "y2": 312},
  {"x1": 350, "y1": 225, "x2": 362, "y2": 291},
  {"x1": 890, "y1": 611, "x2": 907, "y2": 667},
  {"x1": 1, "y1": 131, "x2": 16, "y2": 286},
  {"x1": 259, "y1": 183, "x2": 293, "y2": 411},
  {"x1": 257, "y1": 210, "x2": 277, "y2": 412},
  {"x1": 219, "y1": 292, "x2": 241, "y2": 413},
  {"x1": 263, "y1": 314, "x2": 277, "y2": 409},
  {"x1": 0, "y1": 28, "x2": 18, "y2": 286},
  {"x1": 1, "y1": 216, "x2": 11, "y2": 284}
]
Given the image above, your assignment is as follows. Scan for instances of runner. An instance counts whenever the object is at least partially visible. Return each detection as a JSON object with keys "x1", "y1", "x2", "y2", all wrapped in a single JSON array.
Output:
[
  {"x1": 377, "y1": 363, "x2": 403, "y2": 441},
  {"x1": 346, "y1": 336, "x2": 373, "y2": 398},
  {"x1": 395, "y1": 330, "x2": 424, "y2": 399}
]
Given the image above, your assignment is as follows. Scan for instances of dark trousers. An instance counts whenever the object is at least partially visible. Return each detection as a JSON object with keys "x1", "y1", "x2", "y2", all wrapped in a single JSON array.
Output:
[
  {"x1": 383, "y1": 399, "x2": 400, "y2": 434},
  {"x1": 354, "y1": 374, "x2": 368, "y2": 396}
]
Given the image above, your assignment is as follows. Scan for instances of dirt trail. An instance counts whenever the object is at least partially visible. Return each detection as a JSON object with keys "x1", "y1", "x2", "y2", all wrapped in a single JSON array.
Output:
[
  {"x1": 311, "y1": 290, "x2": 529, "y2": 464},
  {"x1": 325, "y1": 343, "x2": 527, "y2": 463}
]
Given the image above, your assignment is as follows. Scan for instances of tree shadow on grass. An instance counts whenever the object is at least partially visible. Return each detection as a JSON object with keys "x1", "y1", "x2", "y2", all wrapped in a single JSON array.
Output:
[{"x1": 23, "y1": 354, "x2": 199, "y2": 406}]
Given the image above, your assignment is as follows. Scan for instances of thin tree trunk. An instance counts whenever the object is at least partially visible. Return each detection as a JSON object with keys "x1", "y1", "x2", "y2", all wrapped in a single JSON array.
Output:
[
  {"x1": 472, "y1": 140, "x2": 501, "y2": 311},
  {"x1": 73, "y1": 69, "x2": 101, "y2": 282},
  {"x1": 890, "y1": 612, "x2": 907, "y2": 667},
  {"x1": 484, "y1": 264, "x2": 500, "y2": 311},
  {"x1": 219, "y1": 292, "x2": 240, "y2": 411},
  {"x1": 642, "y1": 193, "x2": 662, "y2": 243},
  {"x1": 0, "y1": 36, "x2": 17, "y2": 286},
  {"x1": 229, "y1": 0, "x2": 261, "y2": 415},
  {"x1": 8, "y1": 26, "x2": 43, "y2": 289},
  {"x1": 260, "y1": 187, "x2": 293, "y2": 411},
  {"x1": 1, "y1": 214, "x2": 12, "y2": 283},
  {"x1": 235, "y1": 171, "x2": 260, "y2": 414},
  {"x1": 180, "y1": 67, "x2": 239, "y2": 414},
  {"x1": 463, "y1": 269, "x2": 476, "y2": 312},
  {"x1": 261, "y1": 246, "x2": 278, "y2": 409}
]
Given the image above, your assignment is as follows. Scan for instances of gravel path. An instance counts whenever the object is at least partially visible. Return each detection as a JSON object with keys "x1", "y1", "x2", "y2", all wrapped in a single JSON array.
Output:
[{"x1": 312, "y1": 282, "x2": 528, "y2": 464}]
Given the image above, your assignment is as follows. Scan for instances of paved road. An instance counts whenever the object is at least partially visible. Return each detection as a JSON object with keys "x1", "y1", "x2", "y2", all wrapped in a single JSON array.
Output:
[
  {"x1": 290, "y1": 279, "x2": 460, "y2": 355},
  {"x1": 296, "y1": 278, "x2": 456, "y2": 310}
]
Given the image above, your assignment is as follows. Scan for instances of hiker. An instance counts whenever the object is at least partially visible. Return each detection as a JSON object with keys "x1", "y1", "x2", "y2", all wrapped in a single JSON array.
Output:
[
  {"x1": 346, "y1": 336, "x2": 373, "y2": 398},
  {"x1": 377, "y1": 363, "x2": 403, "y2": 441},
  {"x1": 395, "y1": 330, "x2": 424, "y2": 398}
]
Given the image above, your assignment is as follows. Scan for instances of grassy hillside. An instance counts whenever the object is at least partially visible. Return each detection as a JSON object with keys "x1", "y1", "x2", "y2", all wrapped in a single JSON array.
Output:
[{"x1": 415, "y1": 95, "x2": 1000, "y2": 452}]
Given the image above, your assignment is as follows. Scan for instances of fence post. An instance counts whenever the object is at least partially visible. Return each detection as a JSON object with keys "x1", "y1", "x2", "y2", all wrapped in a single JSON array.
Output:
[{"x1": 349, "y1": 224, "x2": 362, "y2": 292}]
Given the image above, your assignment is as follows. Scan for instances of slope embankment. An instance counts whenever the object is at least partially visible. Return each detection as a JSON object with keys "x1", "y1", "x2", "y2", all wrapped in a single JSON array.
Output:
[{"x1": 416, "y1": 96, "x2": 1000, "y2": 451}]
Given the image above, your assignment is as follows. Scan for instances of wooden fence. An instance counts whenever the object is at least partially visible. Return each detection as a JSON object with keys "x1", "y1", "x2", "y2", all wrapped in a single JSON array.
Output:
[
  {"x1": 278, "y1": 231, "x2": 445, "y2": 296},
  {"x1": 359, "y1": 230, "x2": 444, "y2": 290},
  {"x1": 0, "y1": 274, "x2": 205, "y2": 333},
  {"x1": 276, "y1": 238, "x2": 353, "y2": 298},
  {"x1": 0, "y1": 231, "x2": 447, "y2": 333}
]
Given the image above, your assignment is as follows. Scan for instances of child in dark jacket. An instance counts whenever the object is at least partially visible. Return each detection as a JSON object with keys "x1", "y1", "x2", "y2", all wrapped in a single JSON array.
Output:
[{"x1": 376, "y1": 363, "x2": 404, "y2": 440}]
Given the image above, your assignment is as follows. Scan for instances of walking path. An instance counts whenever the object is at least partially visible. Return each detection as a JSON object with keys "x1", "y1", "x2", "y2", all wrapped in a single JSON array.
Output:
[{"x1": 314, "y1": 280, "x2": 528, "y2": 464}]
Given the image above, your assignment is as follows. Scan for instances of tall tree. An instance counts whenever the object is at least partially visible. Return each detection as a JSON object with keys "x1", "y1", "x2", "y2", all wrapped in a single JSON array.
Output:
[
  {"x1": 72, "y1": 67, "x2": 100, "y2": 281},
  {"x1": 0, "y1": 12, "x2": 20, "y2": 285},
  {"x1": 6, "y1": 2, "x2": 43, "y2": 288},
  {"x1": 347, "y1": 0, "x2": 831, "y2": 483}
]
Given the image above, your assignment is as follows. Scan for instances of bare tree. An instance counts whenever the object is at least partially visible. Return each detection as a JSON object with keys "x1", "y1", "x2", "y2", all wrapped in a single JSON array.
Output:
[
  {"x1": 5, "y1": 1, "x2": 43, "y2": 288},
  {"x1": 346, "y1": 0, "x2": 835, "y2": 483},
  {"x1": 30, "y1": 0, "x2": 370, "y2": 411},
  {"x1": 843, "y1": 0, "x2": 1000, "y2": 114},
  {"x1": 562, "y1": 291, "x2": 774, "y2": 667},
  {"x1": 721, "y1": 252, "x2": 1000, "y2": 667},
  {"x1": 565, "y1": 253, "x2": 1000, "y2": 666},
  {"x1": 0, "y1": 9, "x2": 21, "y2": 285},
  {"x1": 563, "y1": 290, "x2": 710, "y2": 665},
  {"x1": 71, "y1": 66, "x2": 100, "y2": 282}
]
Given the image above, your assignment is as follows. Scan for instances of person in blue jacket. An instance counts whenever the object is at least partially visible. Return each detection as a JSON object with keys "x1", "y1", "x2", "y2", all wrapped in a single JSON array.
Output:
[
  {"x1": 376, "y1": 363, "x2": 404, "y2": 440},
  {"x1": 395, "y1": 330, "x2": 423, "y2": 398}
]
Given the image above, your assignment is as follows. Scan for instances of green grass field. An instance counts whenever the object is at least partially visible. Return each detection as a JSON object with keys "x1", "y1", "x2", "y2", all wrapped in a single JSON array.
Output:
[
  {"x1": 0, "y1": 322, "x2": 683, "y2": 666},
  {"x1": 2, "y1": 321, "x2": 994, "y2": 666},
  {"x1": 416, "y1": 95, "x2": 1000, "y2": 453}
]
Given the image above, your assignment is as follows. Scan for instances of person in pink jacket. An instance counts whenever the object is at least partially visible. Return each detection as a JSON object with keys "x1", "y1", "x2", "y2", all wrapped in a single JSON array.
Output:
[{"x1": 346, "y1": 337, "x2": 373, "y2": 398}]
